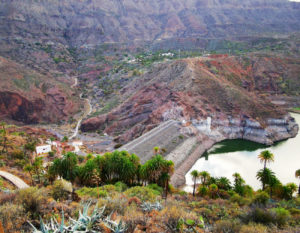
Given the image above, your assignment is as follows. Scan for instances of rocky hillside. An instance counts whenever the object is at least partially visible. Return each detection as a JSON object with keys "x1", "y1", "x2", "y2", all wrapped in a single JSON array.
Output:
[
  {"x1": 0, "y1": 56, "x2": 80, "y2": 124},
  {"x1": 81, "y1": 54, "x2": 300, "y2": 144},
  {"x1": 0, "y1": 0, "x2": 299, "y2": 48}
]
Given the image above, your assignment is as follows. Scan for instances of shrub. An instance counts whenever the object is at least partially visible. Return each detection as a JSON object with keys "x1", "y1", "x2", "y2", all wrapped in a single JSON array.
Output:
[
  {"x1": 50, "y1": 180, "x2": 71, "y2": 201},
  {"x1": 147, "y1": 183, "x2": 163, "y2": 194},
  {"x1": 271, "y1": 207, "x2": 291, "y2": 227},
  {"x1": 197, "y1": 185, "x2": 208, "y2": 197},
  {"x1": 78, "y1": 155, "x2": 85, "y2": 163},
  {"x1": 123, "y1": 204, "x2": 145, "y2": 232},
  {"x1": 76, "y1": 187, "x2": 108, "y2": 198},
  {"x1": 253, "y1": 191, "x2": 269, "y2": 206},
  {"x1": 114, "y1": 181, "x2": 128, "y2": 192},
  {"x1": 0, "y1": 203, "x2": 26, "y2": 232},
  {"x1": 230, "y1": 194, "x2": 251, "y2": 206},
  {"x1": 213, "y1": 219, "x2": 241, "y2": 233},
  {"x1": 124, "y1": 186, "x2": 158, "y2": 201},
  {"x1": 0, "y1": 192, "x2": 16, "y2": 205},
  {"x1": 17, "y1": 187, "x2": 47, "y2": 217},
  {"x1": 239, "y1": 223, "x2": 268, "y2": 233},
  {"x1": 101, "y1": 184, "x2": 116, "y2": 192},
  {"x1": 245, "y1": 208, "x2": 273, "y2": 225}
]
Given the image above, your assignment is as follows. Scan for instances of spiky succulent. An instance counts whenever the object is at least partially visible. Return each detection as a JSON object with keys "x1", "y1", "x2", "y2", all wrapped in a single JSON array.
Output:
[
  {"x1": 28, "y1": 202, "x2": 126, "y2": 233},
  {"x1": 140, "y1": 201, "x2": 162, "y2": 212}
]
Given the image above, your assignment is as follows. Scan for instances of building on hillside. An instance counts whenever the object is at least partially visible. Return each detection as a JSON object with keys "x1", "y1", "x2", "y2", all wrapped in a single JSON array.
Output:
[
  {"x1": 70, "y1": 141, "x2": 83, "y2": 153},
  {"x1": 36, "y1": 145, "x2": 52, "y2": 156}
]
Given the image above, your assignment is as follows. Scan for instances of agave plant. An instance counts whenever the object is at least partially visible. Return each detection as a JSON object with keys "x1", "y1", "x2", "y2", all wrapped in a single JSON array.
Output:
[
  {"x1": 140, "y1": 201, "x2": 162, "y2": 212},
  {"x1": 104, "y1": 214, "x2": 127, "y2": 233},
  {"x1": 28, "y1": 201, "x2": 126, "y2": 233}
]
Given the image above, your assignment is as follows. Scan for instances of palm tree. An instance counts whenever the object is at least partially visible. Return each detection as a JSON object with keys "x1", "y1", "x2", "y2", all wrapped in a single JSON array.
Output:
[
  {"x1": 191, "y1": 170, "x2": 200, "y2": 196},
  {"x1": 216, "y1": 177, "x2": 232, "y2": 191},
  {"x1": 233, "y1": 172, "x2": 245, "y2": 195},
  {"x1": 268, "y1": 175, "x2": 281, "y2": 197},
  {"x1": 258, "y1": 150, "x2": 274, "y2": 170},
  {"x1": 199, "y1": 171, "x2": 210, "y2": 186},
  {"x1": 295, "y1": 169, "x2": 300, "y2": 196},
  {"x1": 256, "y1": 168, "x2": 275, "y2": 191}
]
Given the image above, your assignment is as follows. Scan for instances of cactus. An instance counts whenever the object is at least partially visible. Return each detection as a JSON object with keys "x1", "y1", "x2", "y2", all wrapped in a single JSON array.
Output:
[{"x1": 28, "y1": 201, "x2": 125, "y2": 233}]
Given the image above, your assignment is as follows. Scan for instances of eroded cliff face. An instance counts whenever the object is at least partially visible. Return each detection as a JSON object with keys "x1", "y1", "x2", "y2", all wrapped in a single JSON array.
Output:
[{"x1": 0, "y1": 56, "x2": 79, "y2": 124}]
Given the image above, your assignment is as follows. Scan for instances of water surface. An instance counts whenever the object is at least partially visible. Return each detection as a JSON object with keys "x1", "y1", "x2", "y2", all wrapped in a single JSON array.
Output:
[{"x1": 185, "y1": 113, "x2": 300, "y2": 191}]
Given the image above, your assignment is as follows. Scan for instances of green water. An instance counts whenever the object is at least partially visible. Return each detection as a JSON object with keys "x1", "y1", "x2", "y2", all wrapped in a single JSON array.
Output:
[{"x1": 186, "y1": 113, "x2": 300, "y2": 191}]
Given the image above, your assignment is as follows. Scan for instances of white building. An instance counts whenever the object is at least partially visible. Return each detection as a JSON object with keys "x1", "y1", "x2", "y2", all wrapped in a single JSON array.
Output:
[{"x1": 36, "y1": 145, "x2": 52, "y2": 155}]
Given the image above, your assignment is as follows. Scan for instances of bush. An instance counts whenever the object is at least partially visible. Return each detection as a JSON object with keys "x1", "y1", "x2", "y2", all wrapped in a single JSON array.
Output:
[
  {"x1": 271, "y1": 207, "x2": 291, "y2": 227},
  {"x1": 230, "y1": 194, "x2": 251, "y2": 206},
  {"x1": 114, "y1": 181, "x2": 128, "y2": 192},
  {"x1": 147, "y1": 183, "x2": 163, "y2": 194},
  {"x1": 245, "y1": 208, "x2": 273, "y2": 225},
  {"x1": 213, "y1": 219, "x2": 241, "y2": 233},
  {"x1": 76, "y1": 187, "x2": 108, "y2": 198},
  {"x1": 17, "y1": 187, "x2": 46, "y2": 217},
  {"x1": 124, "y1": 186, "x2": 158, "y2": 201},
  {"x1": 0, "y1": 192, "x2": 16, "y2": 205},
  {"x1": 0, "y1": 203, "x2": 26, "y2": 232},
  {"x1": 239, "y1": 223, "x2": 268, "y2": 233},
  {"x1": 197, "y1": 185, "x2": 208, "y2": 197},
  {"x1": 253, "y1": 191, "x2": 269, "y2": 206},
  {"x1": 51, "y1": 180, "x2": 71, "y2": 201}
]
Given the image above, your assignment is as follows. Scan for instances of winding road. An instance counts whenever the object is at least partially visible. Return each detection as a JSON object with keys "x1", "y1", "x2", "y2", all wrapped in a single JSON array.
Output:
[
  {"x1": 70, "y1": 77, "x2": 93, "y2": 139},
  {"x1": 0, "y1": 171, "x2": 29, "y2": 189}
]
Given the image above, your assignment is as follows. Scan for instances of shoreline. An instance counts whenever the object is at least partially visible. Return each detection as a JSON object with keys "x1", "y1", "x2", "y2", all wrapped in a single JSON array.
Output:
[{"x1": 171, "y1": 113, "x2": 300, "y2": 187}]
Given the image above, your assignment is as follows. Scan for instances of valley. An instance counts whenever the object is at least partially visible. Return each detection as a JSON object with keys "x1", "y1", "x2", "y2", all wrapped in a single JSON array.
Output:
[{"x1": 0, "y1": 0, "x2": 300, "y2": 232}]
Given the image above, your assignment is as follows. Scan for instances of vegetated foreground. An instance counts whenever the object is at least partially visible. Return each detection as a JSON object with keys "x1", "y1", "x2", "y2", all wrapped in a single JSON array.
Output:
[{"x1": 0, "y1": 138, "x2": 300, "y2": 232}]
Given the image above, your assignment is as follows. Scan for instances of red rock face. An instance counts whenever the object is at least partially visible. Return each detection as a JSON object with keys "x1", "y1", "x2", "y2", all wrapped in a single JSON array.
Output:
[
  {"x1": 81, "y1": 55, "x2": 299, "y2": 143},
  {"x1": 0, "y1": 91, "x2": 44, "y2": 123}
]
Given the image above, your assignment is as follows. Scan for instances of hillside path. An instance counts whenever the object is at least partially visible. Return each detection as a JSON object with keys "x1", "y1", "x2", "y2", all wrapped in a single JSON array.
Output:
[{"x1": 0, "y1": 170, "x2": 29, "y2": 189}]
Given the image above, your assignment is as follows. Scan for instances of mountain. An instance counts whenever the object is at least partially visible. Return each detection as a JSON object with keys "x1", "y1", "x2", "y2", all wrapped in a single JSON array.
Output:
[
  {"x1": 81, "y1": 54, "x2": 300, "y2": 144},
  {"x1": 0, "y1": 0, "x2": 299, "y2": 48}
]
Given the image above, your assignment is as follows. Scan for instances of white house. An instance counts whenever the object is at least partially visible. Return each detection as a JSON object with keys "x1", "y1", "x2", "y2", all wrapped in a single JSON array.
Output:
[
  {"x1": 71, "y1": 141, "x2": 83, "y2": 153},
  {"x1": 36, "y1": 145, "x2": 52, "y2": 155}
]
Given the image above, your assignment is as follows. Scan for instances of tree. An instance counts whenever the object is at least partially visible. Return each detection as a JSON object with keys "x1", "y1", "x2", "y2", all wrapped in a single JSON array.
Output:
[
  {"x1": 281, "y1": 183, "x2": 297, "y2": 200},
  {"x1": 268, "y1": 175, "x2": 281, "y2": 197},
  {"x1": 24, "y1": 164, "x2": 34, "y2": 185},
  {"x1": 257, "y1": 150, "x2": 274, "y2": 191},
  {"x1": 32, "y1": 157, "x2": 44, "y2": 184},
  {"x1": 233, "y1": 173, "x2": 245, "y2": 196},
  {"x1": 190, "y1": 170, "x2": 199, "y2": 196},
  {"x1": 199, "y1": 171, "x2": 210, "y2": 187},
  {"x1": 216, "y1": 177, "x2": 232, "y2": 191},
  {"x1": 141, "y1": 155, "x2": 174, "y2": 187},
  {"x1": 59, "y1": 152, "x2": 78, "y2": 183},
  {"x1": 295, "y1": 169, "x2": 300, "y2": 196},
  {"x1": 256, "y1": 168, "x2": 275, "y2": 191},
  {"x1": 258, "y1": 150, "x2": 274, "y2": 170}
]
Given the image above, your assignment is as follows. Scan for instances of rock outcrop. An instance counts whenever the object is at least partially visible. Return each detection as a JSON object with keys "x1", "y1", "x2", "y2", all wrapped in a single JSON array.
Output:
[{"x1": 0, "y1": 56, "x2": 79, "y2": 124}]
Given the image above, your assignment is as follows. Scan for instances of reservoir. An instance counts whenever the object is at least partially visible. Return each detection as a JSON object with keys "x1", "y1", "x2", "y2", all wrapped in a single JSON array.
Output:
[{"x1": 185, "y1": 113, "x2": 300, "y2": 191}]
